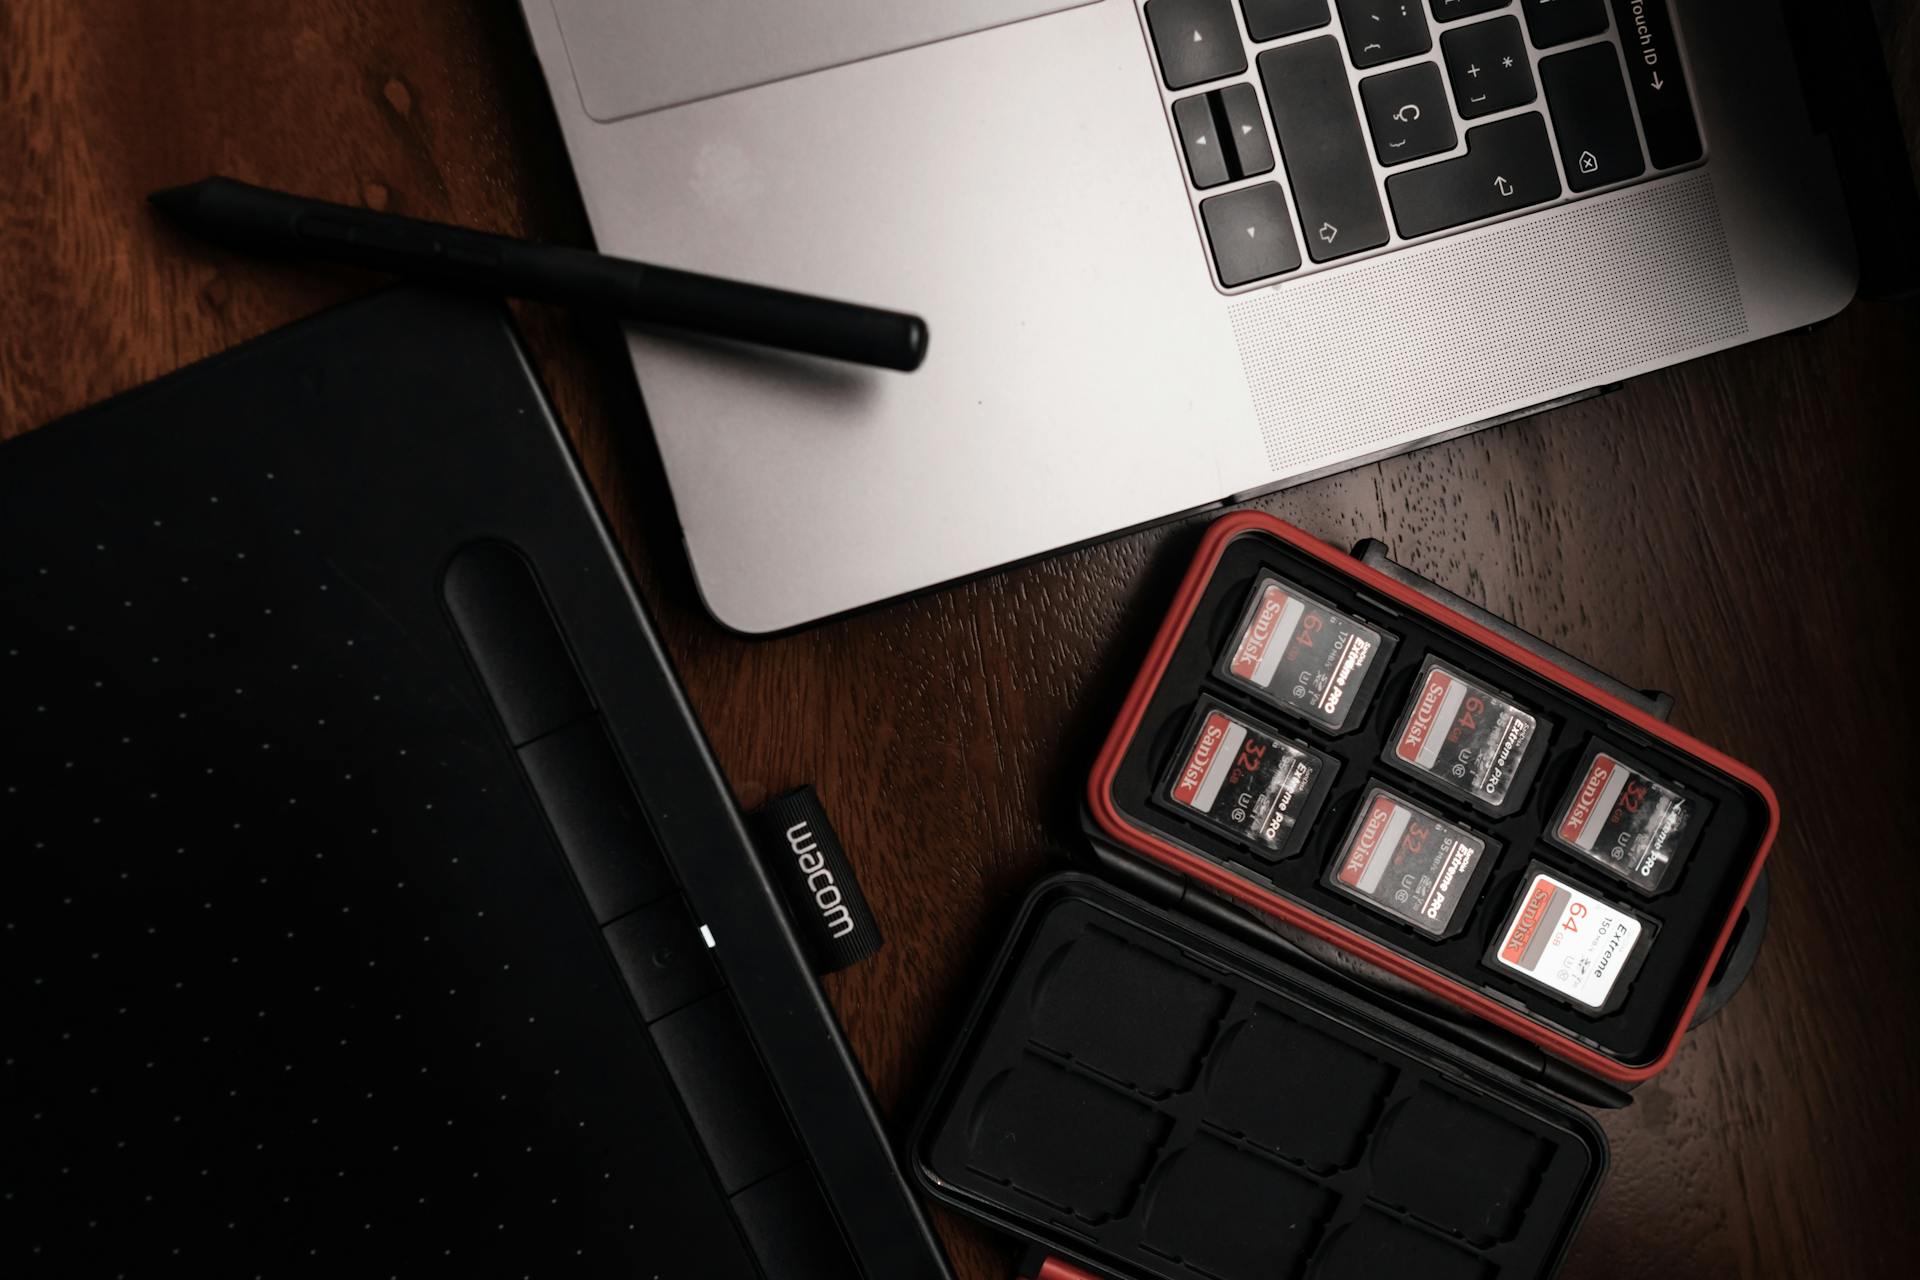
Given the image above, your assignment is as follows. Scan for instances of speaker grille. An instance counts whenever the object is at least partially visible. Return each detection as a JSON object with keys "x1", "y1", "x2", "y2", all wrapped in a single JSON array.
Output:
[{"x1": 1228, "y1": 173, "x2": 1746, "y2": 477}]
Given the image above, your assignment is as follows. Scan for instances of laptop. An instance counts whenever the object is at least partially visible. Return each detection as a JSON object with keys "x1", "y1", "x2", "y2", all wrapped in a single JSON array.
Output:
[
  {"x1": 517, "y1": 0, "x2": 1890, "y2": 633},
  {"x1": 0, "y1": 288, "x2": 951, "y2": 1279}
]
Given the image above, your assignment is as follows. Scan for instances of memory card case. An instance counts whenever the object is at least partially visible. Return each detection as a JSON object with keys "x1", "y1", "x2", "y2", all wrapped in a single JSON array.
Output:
[{"x1": 911, "y1": 511, "x2": 1776, "y2": 1280}]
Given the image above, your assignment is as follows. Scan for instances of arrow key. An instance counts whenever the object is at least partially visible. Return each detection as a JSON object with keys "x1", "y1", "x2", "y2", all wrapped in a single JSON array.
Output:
[
  {"x1": 1174, "y1": 85, "x2": 1272, "y2": 189},
  {"x1": 1201, "y1": 182, "x2": 1302, "y2": 286},
  {"x1": 1218, "y1": 83, "x2": 1276, "y2": 178},
  {"x1": 1146, "y1": 0, "x2": 1247, "y2": 89},
  {"x1": 1173, "y1": 93, "x2": 1234, "y2": 188}
]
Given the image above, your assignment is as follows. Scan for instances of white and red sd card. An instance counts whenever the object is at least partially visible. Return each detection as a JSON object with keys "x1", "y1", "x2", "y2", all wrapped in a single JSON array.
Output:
[
  {"x1": 1491, "y1": 866, "x2": 1652, "y2": 1010},
  {"x1": 1325, "y1": 787, "x2": 1492, "y2": 937},
  {"x1": 1216, "y1": 573, "x2": 1394, "y2": 732},
  {"x1": 1163, "y1": 701, "x2": 1331, "y2": 860},
  {"x1": 1549, "y1": 744, "x2": 1707, "y2": 895}
]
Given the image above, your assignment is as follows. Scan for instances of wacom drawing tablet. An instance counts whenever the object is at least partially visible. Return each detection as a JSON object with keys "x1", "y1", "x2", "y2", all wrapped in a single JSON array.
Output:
[{"x1": 0, "y1": 288, "x2": 947, "y2": 1279}]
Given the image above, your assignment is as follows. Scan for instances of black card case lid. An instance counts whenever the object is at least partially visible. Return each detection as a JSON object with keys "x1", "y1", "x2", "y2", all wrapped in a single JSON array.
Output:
[{"x1": 911, "y1": 874, "x2": 1608, "y2": 1280}]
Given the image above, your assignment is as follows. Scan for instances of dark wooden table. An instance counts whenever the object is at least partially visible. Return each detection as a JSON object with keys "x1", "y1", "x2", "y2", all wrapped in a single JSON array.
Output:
[{"x1": 5, "y1": 4, "x2": 1916, "y2": 1276}]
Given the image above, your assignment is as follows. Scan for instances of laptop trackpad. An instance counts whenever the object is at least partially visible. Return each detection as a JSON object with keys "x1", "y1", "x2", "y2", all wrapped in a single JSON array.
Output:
[{"x1": 551, "y1": 0, "x2": 1100, "y2": 122}]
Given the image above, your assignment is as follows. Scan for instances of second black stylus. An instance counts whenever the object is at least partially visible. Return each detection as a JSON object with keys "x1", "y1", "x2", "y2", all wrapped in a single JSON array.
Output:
[{"x1": 148, "y1": 176, "x2": 929, "y2": 372}]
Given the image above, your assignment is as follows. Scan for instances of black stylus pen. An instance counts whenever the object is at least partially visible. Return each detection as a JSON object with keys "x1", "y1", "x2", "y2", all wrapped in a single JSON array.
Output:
[{"x1": 149, "y1": 177, "x2": 929, "y2": 372}]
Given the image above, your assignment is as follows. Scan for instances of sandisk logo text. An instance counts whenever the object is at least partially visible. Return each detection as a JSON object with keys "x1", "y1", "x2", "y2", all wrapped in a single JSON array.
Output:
[
  {"x1": 1174, "y1": 715, "x2": 1230, "y2": 805},
  {"x1": 785, "y1": 820, "x2": 855, "y2": 939},
  {"x1": 1396, "y1": 670, "x2": 1450, "y2": 760},
  {"x1": 1501, "y1": 878, "x2": 1556, "y2": 963},
  {"x1": 1338, "y1": 798, "x2": 1394, "y2": 886},
  {"x1": 1560, "y1": 757, "x2": 1617, "y2": 843},
  {"x1": 1230, "y1": 589, "x2": 1286, "y2": 678}
]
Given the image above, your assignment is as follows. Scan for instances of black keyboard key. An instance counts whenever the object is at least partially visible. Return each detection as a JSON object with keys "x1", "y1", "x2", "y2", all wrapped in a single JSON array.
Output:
[
  {"x1": 1258, "y1": 37, "x2": 1391, "y2": 260},
  {"x1": 1175, "y1": 85, "x2": 1276, "y2": 189},
  {"x1": 1200, "y1": 183, "x2": 1301, "y2": 285},
  {"x1": 1386, "y1": 111, "x2": 1561, "y2": 238},
  {"x1": 1173, "y1": 94, "x2": 1233, "y2": 188},
  {"x1": 1146, "y1": 0, "x2": 1248, "y2": 89},
  {"x1": 1360, "y1": 63, "x2": 1457, "y2": 165},
  {"x1": 1429, "y1": 0, "x2": 1506, "y2": 20},
  {"x1": 1218, "y1": 82, "x2": 1277, "y2": 178},
  {"x1": 1442, "y1": 15, "x2": 1536, "y2": 118},
  {"x1": 1540, "y1": 41, "x2": 1646, "y2": 191},
  {"x1": 1608, "y1": 0, "x2": 1700, "y2": 167},
  {"x1": 1334, "y1": 0, "x2": 1431, "y2": 69},
  {"x1": 1242, "y1": 0, "x2": 1330, "y2": 41},
  {"x1": 1521, "y1": 0, "x2": 1607, "y2": 47}
]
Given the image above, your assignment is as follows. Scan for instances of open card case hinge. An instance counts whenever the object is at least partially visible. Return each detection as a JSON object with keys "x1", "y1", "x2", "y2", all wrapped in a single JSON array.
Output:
[{"x1": 1075, "y1": 815, "x2": 1633, "y2": 1111}]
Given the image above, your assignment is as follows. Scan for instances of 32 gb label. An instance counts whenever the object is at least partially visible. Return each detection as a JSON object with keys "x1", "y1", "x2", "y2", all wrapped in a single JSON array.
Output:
[{"x1": 1164, "y1": 700, "x2": 1333, "y2": 861}]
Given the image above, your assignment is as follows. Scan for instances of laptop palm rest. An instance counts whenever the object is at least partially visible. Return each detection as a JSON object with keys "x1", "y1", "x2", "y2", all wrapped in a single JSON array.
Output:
[{"x1": 550, "y1": 0, "x2": 1099, "y2": 121}]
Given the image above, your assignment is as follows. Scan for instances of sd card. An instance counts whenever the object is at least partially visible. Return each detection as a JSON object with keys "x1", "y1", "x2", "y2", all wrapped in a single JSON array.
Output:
[
  {"x1": 1161, "y1": 700, "x2": 1336, "y2": 861},
  {"x1": 1216, "y1": 571, "x2": 1396, "y2": 733},
  {"x1": 1386, "y1": 657, "x2": 1548, "y2": 816},
  {"x1": 1488, "y1": 864, "x2": 1655, "y2": 1012},
  {"x1": 1324, "y1": 785, "x2": 1495, "y2": 938},
  {"x1": 1548, "y1": 742, "x2": 1709, "y2": 895}
]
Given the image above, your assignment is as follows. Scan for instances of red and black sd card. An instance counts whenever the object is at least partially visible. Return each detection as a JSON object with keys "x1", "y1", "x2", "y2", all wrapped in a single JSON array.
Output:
[
  {"x1": 1216, "y1": 572, "x2": 1396, "y2": 733},
  {"x1": 1162, "y1": 700, "x2": 1335, "y2": 861},
  {"x1": 1325, "y1": 786, "x2": 1496, "y2": 937},
  {"x1": 1387, "y1": 657, "x2": 1548, "y2": 815},
  {"x1": 1548, "y1": 743, "x2": 1708, "y2": 895}
]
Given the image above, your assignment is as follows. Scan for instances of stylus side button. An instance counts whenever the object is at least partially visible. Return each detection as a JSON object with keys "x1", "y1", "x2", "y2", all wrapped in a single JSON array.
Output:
[
  {"x1": 443, "y1": 539, "x2": 594, "y2": 746},
  {"x1": 520, "y1": 717, "x2": 674, "y2": 922},
  {"x1": 652, "y1": 994, "x2": 801, "y2": 1194},
  {"x1": 604, "y1": 894, "x2": 723, "y2": 1022}
]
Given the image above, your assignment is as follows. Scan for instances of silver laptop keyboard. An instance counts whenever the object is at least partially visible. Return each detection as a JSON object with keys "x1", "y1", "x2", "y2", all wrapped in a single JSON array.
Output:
[{"x1": 1140, "y1": 0, "x2": 1702, "y2": 289}]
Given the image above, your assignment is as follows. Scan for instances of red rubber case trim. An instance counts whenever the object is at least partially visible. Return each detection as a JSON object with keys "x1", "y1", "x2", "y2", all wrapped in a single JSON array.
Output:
[
  {"x1": 1031, "y1": 1259, "x2": 1107, "y2": 1280},
  {"x1": 1086, "y1": 510, "x2": 1779, "y2": 1084}
]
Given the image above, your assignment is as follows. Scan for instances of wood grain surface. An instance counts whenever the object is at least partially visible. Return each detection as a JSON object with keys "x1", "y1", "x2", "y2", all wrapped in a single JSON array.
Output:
[{"x1": 3, "y1": 3, "x2": 1916, "y2": 1276}]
